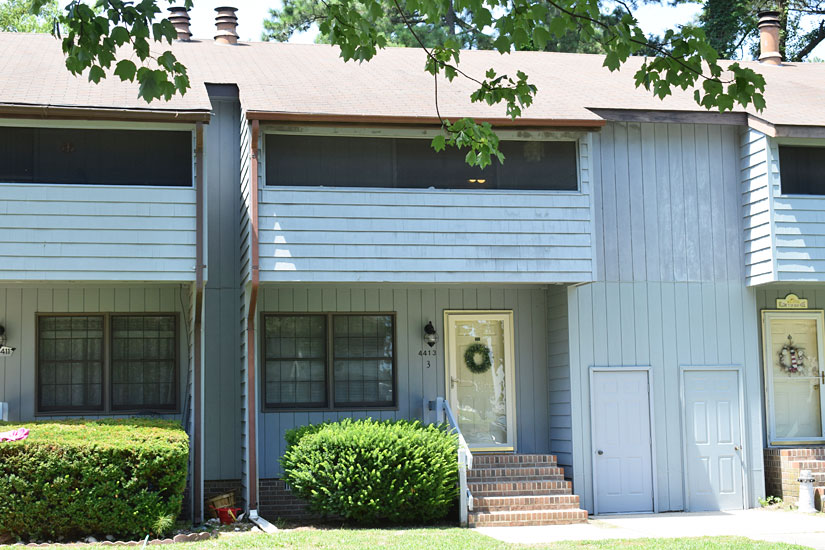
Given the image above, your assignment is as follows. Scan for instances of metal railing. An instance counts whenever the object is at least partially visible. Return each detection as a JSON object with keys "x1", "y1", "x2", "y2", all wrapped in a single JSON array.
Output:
[{"x1": 430, "y1": 397, "x2": 473, "y2": 526}]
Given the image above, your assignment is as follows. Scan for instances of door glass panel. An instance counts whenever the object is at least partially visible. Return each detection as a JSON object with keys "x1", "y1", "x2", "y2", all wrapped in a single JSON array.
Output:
[
  {"x1": 451, "y1": 318, "x2": 509, "y2": 448},
  {"x1": 768, "y1": 317, "x2": 823, "y2": 439}
]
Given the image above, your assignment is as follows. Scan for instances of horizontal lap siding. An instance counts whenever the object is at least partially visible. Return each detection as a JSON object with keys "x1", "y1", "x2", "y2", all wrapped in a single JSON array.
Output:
[
  {"x1": 594, "y1": 123, "x2": 741, "y2": 283},
  {"x1": 257, "y1": 284, "x2": 552, "y2": 478},
  {"x1": 238, "y1": 115, "x2": 254, "y2": 503},
  {"x1": 0, "y1": 185, "x2": 197, "y2": 281},
  {"x1": 257, "y1": 136, "x2": 594, "y2": 284},
  {"x1": 741, "y1": 129, "x2": 775, "y2": 285},
  {"x1": 547, "y1": 285, "x2": 572, "y2": 478},
  {"x1": 0, "y1": 284, "x2": 192, "y2": 423}
]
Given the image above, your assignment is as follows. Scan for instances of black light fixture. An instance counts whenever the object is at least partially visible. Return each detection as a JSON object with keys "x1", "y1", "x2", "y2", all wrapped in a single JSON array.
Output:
[
  {"x1": 0, "y1": 325, "x2": 15, "y2": 357},
  {"x1": 424, "y1": 321, "x2": 438, "y2": 348}
]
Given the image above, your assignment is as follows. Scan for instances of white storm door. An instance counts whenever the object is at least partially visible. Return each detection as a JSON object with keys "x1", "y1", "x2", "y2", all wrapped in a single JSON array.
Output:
[
  {"x1": 445, "y1": 311, "x2": 516, "y2": 452},
  {"x1": 591, "y1": 369, "x2": 654, "y2": 514},
  {"x1": 682, "y1": 369, "x2": 745, "y2": 511}
]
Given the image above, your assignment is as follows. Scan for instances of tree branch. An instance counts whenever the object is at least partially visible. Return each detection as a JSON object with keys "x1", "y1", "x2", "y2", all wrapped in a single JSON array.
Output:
[{"x1": 791, "y1": 20, "x2": 825, "y2": 60}]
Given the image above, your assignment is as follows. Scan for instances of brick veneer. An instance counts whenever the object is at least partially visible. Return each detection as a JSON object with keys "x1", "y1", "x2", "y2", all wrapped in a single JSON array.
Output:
[
  {"x1": 764, "y1": 447, "x2": 825, "y2": 504},
  {"x1": 258, "y1": 479, "x2": 314, "y2": 521}
]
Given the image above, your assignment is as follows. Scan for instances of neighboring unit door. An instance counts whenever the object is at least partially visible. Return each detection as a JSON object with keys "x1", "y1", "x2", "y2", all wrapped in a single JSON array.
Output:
[
  {"x1": 762, "y1": 311, "x2": 825, "y2": 444},
  {"x1": 591, "y1": 369, "x2": 654, "y2": 514},
  {"x1": 682, "y1": 369, "x2": 745, "y2": 511},
  {"x1": 444, "y1": 311, "x2": 516, "y2": 452}
]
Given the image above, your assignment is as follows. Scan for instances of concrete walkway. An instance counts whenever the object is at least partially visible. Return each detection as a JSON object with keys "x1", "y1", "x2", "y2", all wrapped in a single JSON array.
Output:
[{"x1": 476, "y1": 509, "x2": 825, "y2": 549}]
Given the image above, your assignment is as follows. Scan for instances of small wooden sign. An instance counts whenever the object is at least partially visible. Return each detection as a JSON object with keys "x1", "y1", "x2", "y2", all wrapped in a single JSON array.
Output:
[{"x1": 777, "y1": 293, "x2": 809, "y2": 309}]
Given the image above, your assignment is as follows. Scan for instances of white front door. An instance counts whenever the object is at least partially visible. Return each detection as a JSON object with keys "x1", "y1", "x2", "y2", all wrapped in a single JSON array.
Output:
[
  {"x1": 762, "y1": 311, "x2": 825, "y2": 444},
  {"x1": 444, "y1": 311, "x2": 516, "y2": 451},
  {"x1": 591, "y1": 369, "x2": 654, "y2": 514},
  {"x1": 682, "y1": 369, "x2": 745, "y2": 511}
]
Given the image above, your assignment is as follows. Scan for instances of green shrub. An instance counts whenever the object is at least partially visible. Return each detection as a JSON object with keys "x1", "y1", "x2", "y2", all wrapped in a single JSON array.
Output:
[
  {"x1": 0, "y1": 419, "x2": 188, "y2": 541},
  {"x1": 281, "y1": 418, "x2": 458, "y2": 524}
]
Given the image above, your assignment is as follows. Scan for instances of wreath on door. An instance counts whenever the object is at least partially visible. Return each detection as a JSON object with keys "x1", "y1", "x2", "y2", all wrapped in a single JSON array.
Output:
[
  {"x1": 464, "y1": 342, "x2": 492, "y2": 374},
  {"x1": 778, "y1": 334, "x2": 809, "y2": 375}
]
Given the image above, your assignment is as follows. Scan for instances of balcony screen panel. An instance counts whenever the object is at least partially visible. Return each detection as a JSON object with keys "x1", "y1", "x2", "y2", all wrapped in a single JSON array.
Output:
[
  {"x1": 332, "y1": 314, "x2": 394, "y2": 406},
  {"x1": 111, "y1": 315, "x2": 177, "y2": 410},
  {"x1": 38, "y1": 315, "x2": 104, "y2": 412},
  {"x1": 263, "y1": 315, "x2": 327, "y2": 407},
  {"x1": 265, "y1": 134, "x2": 578, "y2": 190},
  {"x1": 0, "y1": 127, "x2": 191, "y2": 186},
  {"x1": 779, "y1": 146, "x2": 825, "y2": 195}
]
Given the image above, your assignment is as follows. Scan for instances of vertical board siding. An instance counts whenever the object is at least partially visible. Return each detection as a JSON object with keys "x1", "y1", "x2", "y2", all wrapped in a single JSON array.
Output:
[
  {"x1": 593, "y1": 123, "x2": 742, "y2": 283},
  {"x1": 256, "y1": 135, "x2": 594, "y2": 283},
  {"x1": 547, "y1": 285, "x2": 572, "y2": 478},
  {"x1": 568, "y1": 281, "x2": 764, "y2": 513},
  {"x1": 771, "y1": 140, "x2": 825, "y2": 281},
  {"x1": 257, "y1": 284, "x2": 554, "y2": 478},
  {"x1": 203, "y1": 98, "x2": 242, "y2": 481},
  {"x1": 0, "y1": 185, "x2": 197, "y2": 281},
  {"x1": 741, "y1": 129, "x2": 775, "y2": 285},
  {"x1": 0, "y1": 284, "x2": 191, "y2": 423}
]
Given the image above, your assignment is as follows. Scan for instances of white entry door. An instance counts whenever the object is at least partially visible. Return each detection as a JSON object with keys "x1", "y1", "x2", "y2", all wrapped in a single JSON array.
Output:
[
  {"x1": 445, "y1": 311, "x2": 516, "y2": 451},
  {"x1": 591, "y1": 369, "x2": 654, "y2": 514},
  {"x1": 682, "y1": 369, "x2": 745, "y2": 511}
]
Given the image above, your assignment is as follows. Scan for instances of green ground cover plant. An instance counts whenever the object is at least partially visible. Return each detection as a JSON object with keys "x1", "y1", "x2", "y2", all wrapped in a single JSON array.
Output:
[
  {"x1": 0, "y1": 419, "x2": 188, "y2": 541},
  {"x1": 281, "y1": 419, "x2": 458, "y2": 524}
]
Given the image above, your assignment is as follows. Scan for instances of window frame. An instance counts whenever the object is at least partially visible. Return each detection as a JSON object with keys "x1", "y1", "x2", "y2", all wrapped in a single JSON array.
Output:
[
  {"x1": 261, "y1": 129, "x2": 582, "y2": 193},
  {"x1": 35, "y1": 312, "x2": 181, "y2": 416},
  {"x1": 777, "y1": 144, "x2": 825, "y2": 197},
  {"x1": 260, "y1": 312, "x2": 398, "y2": 412}
]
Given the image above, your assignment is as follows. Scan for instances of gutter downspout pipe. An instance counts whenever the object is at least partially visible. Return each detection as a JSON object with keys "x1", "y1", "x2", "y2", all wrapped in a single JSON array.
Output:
[
  {"x1": 247, "y1": 119, "x2": 261, "y2": 518},
  {"x1": 193, "y1": 122, "x2": 205, "y2": 524}
]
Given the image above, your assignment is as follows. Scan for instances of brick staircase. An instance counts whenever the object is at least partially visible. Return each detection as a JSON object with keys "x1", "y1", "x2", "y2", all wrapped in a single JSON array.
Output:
[
  {"x1": 467, "y1": 453, "x2": 588, "y2": 527},
  {"x1": 764, "y1": 447, "x2": 825, "y2": 510}
]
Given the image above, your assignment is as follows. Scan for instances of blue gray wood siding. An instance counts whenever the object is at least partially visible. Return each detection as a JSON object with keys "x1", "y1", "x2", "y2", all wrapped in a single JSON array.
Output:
[
  {"x1": 593, "y1": 123, "x2": 742, "y2": 283},
  {"x1": 741, "y1": 129, "x2": 774, "y2": 285},
  {"x1": 568, "y1": 281, "x2": 764, "y2": 513},
  {"x1": 547, "y1": 284, "x2": 572, "y2": 478},
  {"x1": 203, "y1": 96, "x2": 242, "y2": 481},
  {"x1": 256, "y1": 134, "x2": 594, "y2": 283},
  {"x1": 0, "y1": 167, "x2": 197, "y2": 281},
  {"x1": 0, "y1": 284, "x2": 191, "y2": 423},
  {"x1": 256, "y1": 284, "x2": 553, "y2": 478}
]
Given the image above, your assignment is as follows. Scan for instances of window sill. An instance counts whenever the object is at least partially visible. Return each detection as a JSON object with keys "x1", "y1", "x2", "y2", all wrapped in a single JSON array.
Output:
[{"x1": 261, "y1": 405, "x2": 399, "y2": 414}]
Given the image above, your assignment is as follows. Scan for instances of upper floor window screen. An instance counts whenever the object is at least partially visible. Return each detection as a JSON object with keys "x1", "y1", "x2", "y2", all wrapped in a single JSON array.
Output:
[
  {"x1": 0, "y1": 127, "x2": 192, "y2": 186},
  {"x1": 265, "y1": 134, "x2": 578, "y2": 190},
  {"x1": 779, "y1": 145, "x2": 825, "y2": 195}
]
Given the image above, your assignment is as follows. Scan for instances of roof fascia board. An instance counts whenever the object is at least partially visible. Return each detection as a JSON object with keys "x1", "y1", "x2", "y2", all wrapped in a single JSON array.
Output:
[
  {"x1": 247, "y1": 111, "x2": 606, "y2": 129},
  {"x1": 260, "y1": 123, "x2": 589, "y2": 141},
  {"x1": 773, "y1": 125, "x2": 825, "y2": 139},
  {"x1": 589, "y1": 108, "x2": 747, "y2": 125},
  {"x1": 0, "y1": 117, "x2": 196, "y2": 131},
  {"x1": 0, "y1": 104, "x2": 211, "y2": 123},
  {"x1": 747, "y1": 114, "x2": 777, "y2": 137}
]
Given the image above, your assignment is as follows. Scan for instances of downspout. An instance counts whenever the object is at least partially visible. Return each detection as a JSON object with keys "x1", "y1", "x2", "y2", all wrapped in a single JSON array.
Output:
[
  {"x1": 193, "y1": 122, "x2": 205, "y2": 524},
  {"x1": 246, "y1": 119, "x2": 260, "y2": 517}
]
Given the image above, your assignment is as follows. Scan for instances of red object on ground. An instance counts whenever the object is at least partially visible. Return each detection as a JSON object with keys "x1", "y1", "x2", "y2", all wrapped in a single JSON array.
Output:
[
  {"x1": 0, "y1": 428, "x2": 29, "y2": 442},
  {"x1": 213, "y1": 506, "x2": 242, "y2": 525}
]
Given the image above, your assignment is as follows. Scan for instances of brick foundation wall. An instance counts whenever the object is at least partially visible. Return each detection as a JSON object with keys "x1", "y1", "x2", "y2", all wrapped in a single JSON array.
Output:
[
  {"x1": 259, "y1": 478, "x2": 314, "y2": 522},
  {"x1": 180, "y1": 479, "x2": 243, "y2": 522},
  {"x1": 764, "y1": 448, "x2": 825, "y2": 504}
]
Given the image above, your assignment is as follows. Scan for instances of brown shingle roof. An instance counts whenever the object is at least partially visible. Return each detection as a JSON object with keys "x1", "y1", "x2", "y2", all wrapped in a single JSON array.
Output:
[{"x1": 1, "y1": 31, "x2": 823, "y2": 128}]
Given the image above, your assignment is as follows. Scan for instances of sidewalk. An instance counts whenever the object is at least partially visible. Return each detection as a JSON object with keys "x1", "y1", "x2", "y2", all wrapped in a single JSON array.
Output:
[{"x1": 476, "y1": 509, "x2": 825, "y2": 549}]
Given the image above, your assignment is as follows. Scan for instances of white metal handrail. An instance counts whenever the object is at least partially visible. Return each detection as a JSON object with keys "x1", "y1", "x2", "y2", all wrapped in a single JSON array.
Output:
[{"x1": 431, "y1": 396, "x2": 473, "y2": 526}]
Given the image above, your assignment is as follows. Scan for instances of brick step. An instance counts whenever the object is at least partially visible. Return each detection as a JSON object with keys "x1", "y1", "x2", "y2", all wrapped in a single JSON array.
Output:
[
  {"x1": 473, "y1": 454, "x2": 558, "y2": 468},
  {"x1": 468, "y1": 466, "x2": 566, "y2": 481},
  {"x1": 469, "y1": 480, "x2": 573, "y2": 497},
  {"x1": 469, "y1": 508, "x2": 588, "y2": 527},
  {"x1": 473, "y1": 494, "x2": 581, "y2": 513}
]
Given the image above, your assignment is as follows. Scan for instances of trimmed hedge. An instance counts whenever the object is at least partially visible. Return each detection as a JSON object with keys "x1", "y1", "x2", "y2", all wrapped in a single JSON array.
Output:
[
  {"x1": 281, "y1": 418, "x2": 458, "y2": 524},
  {"x1": 0, "y1": 419, "x2": 188, "y2": 541}
]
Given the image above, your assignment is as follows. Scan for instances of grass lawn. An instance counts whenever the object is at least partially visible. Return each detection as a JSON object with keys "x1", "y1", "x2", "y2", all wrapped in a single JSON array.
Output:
[{"x1": 170, "y1": 528, "x2": 813, "y2": 550}]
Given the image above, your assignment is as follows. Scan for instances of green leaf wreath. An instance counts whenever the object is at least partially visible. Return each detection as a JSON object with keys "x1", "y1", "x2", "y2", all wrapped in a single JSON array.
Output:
[{"x1": 464, "y1": 342, "x2": 492, "y2": 374}]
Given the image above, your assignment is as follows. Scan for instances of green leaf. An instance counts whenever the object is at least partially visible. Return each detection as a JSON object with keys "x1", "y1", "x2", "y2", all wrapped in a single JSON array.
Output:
[
  {"x1": 87, "y1": 65, "x2": 105, "y2": 84},
  {"x1": 113, "y1": 59, "x2": 136, "y2": 81}
]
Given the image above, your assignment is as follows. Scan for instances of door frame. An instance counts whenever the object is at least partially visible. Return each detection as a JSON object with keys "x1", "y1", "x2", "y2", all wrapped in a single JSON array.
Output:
[
  {"x1": 761, "y1": 309, "x2": 825, "y2": 446},
  {"x1": 589, "y1": 366, "x2": 658, "y2": 515},
  {"x1": 679, "y1": 365, "x2": 748, "y2": 512},
  {"x1": 443, "y1": 310, "x2": 517, "y2": 452}
]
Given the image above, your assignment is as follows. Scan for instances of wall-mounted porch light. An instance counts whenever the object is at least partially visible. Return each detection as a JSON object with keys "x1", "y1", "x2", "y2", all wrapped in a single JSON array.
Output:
[
  {"x1": 424, "y1": 321, "x2": 439, "y2": 348},
  {"x1": 0, "y1": 325, "x2": 16, "y2": 357}
]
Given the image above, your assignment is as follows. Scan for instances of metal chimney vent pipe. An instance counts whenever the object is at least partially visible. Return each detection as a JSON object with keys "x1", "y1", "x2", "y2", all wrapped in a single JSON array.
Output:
[
  {"x1": 168, "y1": 6, "x2": 192, "y2": 41},
  {"x1": 214, "y1": 6, "x2": 239, "y2": 45},
  {"x1": 757, "y1": 10, "x2": 782, "y2": 65}
]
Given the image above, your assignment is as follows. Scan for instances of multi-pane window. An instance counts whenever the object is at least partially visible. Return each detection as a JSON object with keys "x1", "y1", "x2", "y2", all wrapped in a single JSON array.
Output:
[
  {"x1": 112, "y1": 316, "x2": 177, "y2": 410},
  {"x1": 36, "y1": 314, "x2": 178, "y2": 414},
  {"x1": 38, "y1": 316, "x2": 104, "y2": 412},
  {"x1": 262, "y1": 313, "x2": 396, "y2": 410}
]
